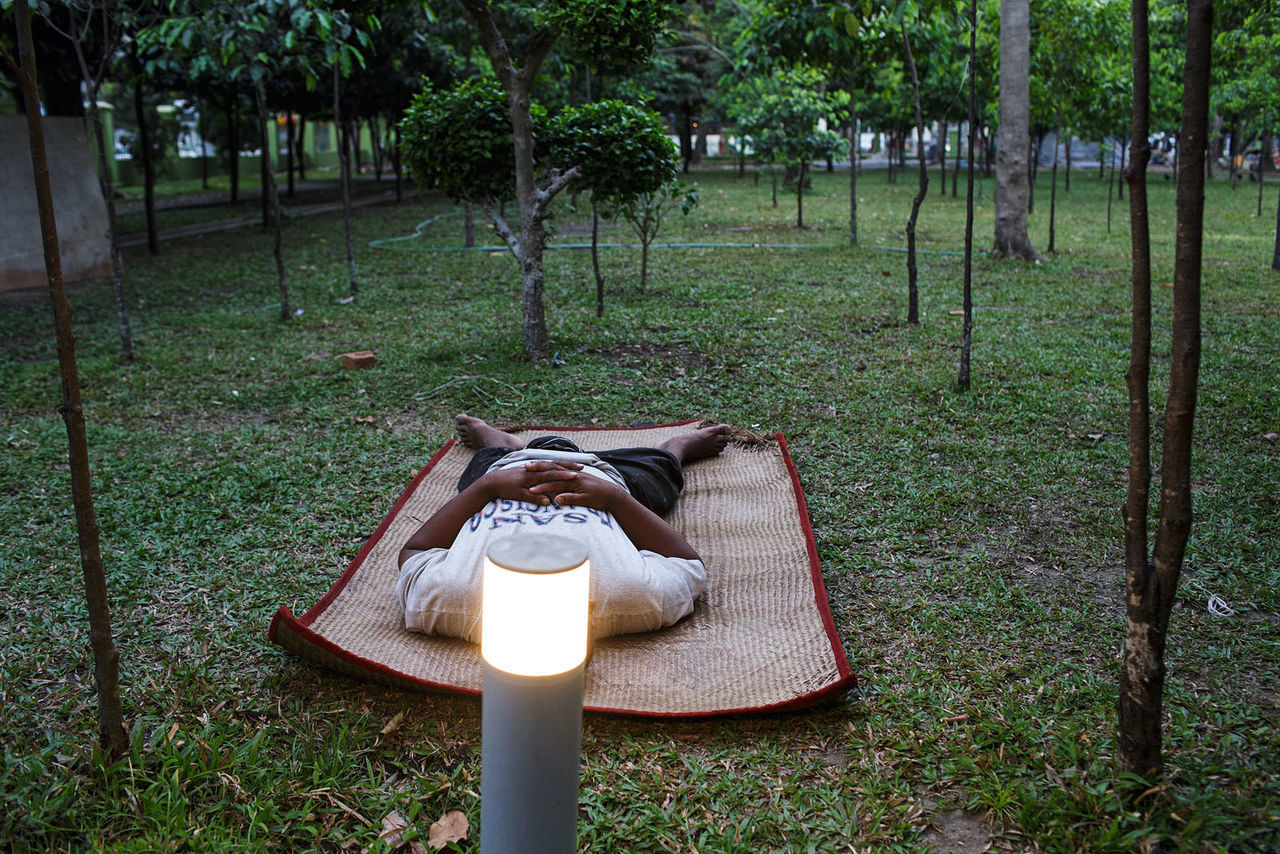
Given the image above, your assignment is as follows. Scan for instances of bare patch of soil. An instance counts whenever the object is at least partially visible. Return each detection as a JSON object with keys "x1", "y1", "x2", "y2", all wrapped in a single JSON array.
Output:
[
  {"x1": 585, "y1": 340, "x2": 714, "y2": 374},
  {"x1": 921, "y1": 808, "x2": 994, "y2": 853}
]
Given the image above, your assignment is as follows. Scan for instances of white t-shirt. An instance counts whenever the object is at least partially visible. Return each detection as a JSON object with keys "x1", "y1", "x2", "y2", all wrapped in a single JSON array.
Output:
[{"x1": 397, "y1": 456, "x2": 706, "y2": 643}]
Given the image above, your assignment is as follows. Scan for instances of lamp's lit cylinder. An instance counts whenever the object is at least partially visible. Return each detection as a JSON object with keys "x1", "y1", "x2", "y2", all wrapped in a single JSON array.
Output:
[{"x1": 480, "y1": 534, "x2": 590, "y2": 854}]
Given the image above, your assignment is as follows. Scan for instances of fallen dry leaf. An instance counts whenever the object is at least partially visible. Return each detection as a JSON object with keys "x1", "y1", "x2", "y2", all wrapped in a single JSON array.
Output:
[
  {"x1": 355, "y1": 415, "x2": 375, "y2": 424},
  {"x1": 379, "y1": 810, "x2": 411, "y2": 848},
  {"x1": 427, "y1": 810, "x2": 469, "y2": 850},
  {"x1": 379, "y1": 710, "x2": 406, "y2": 737}
]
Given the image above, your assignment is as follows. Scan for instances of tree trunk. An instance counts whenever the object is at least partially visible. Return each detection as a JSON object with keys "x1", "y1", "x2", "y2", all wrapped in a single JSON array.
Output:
[
  {"x1": 393, "y1": 119, "x2": 403, "y2": 203},
  {"x1": 462, "y1": 1, "x2": 567, "y2": 360},
  {"x1": 887, "y1": 129, "x2": 895, "y2": 184},
  {"x1": 993, "y1": 0, "x2": 1035, "y2": 260},
  {"x1": 259, "y1": 107, "x2": 271, "y2": 229},
  {"x1": 1028, "y1": 134, "x2": 1039, "y2": 215},
  {"x1": 1208, "y1": 112, "x2": 1221, "y2": 178},
  {"x1": 1119, "y1": 138, "x2": 1127, "y2": 200},
  {"x1": 255, "y1": 86, "x2": 289, "y2": 321},
  {"x1": 1258, "y1": 154, "x2": 1265, "y2": 216},
  {"x1": 680, "y1": 107, "x2": 693, "y2": 174},
  {"x1": 771, "y1": 167, "x2": 777, "y2": 207},
  {"x1": 285, "y1": 108, "x2": 296, "y2": 198},
  {"x1": 796, "y1": 160, "x2": 805, "y2": 228},
  {"x1": 371, "y1": 115, "x2": 383, "y2": 182},
  {"x1": 1228, "y1": 120, "x2": 1239, "y2": 186},
  {"x1": 958, "y1": 0, "x2": 977, "y2": 392},
  {"x1": 591, "y1": 198, "x2": 604, "y2": 316},
  {"x1": 953, "y1": 122, "x2": 962, "y2": 197},
  {"x1": 903, "y1": 23, "x2": 927, "y2": 325},
  {"x1": 296, "y1": 113, "x2": 307, "y2": 182},
  {"x1": 228, "y1": 98, "x2": 240, "y2": 204},
  {"x1": 640, "y1": 210, "x2": 652, "y2": 289},
  {"x1": 334, "y1": 61, "x2": 358, "y2": 295},
  {"x1": 1120, "y1": 0, "x2": 1154, "y2": 780},
  {"x1": 849, "y1": 74, "x2": 858, "y2": 246},
  {"x1": 939, "y1": 120, "x2": 948, "y2": 197},
  {"x1": 1108, "y1": 139, "x2": 1117, "y2": 233},
  {"x1": 9, "y1": 0, "x2": 128, "y2": 760},
  {"x1": 464, "y1": 202, "x2": 476, "y2": 247},
  {"x1": 1049, "y1": 107, "x2": 1061, "y2": 254},
  {"x1": 1118, "y1": 0, "x2": 1211, "y2": 782},
  {"x1": 350, "y1": 118, "x2": 362, "y2": 174},
  {"x1": 512, "y1": 84, "x2": 550, "y2": 359},
  {"x1": 197, "y1": 95, "x2": 209, "y2": 190},
  {"x1": 1273, "y1": 180, "x2": 1280, "y2": 270},
  {"x1": 132, "y1": 75, "x2": 158, "y2": 254},
  {"x1": 86, "y1": 98, "x2": 133, "y2": 363},
  {"x1": 1065, "y1": 133, "x2": 1072, "y2": 192}
]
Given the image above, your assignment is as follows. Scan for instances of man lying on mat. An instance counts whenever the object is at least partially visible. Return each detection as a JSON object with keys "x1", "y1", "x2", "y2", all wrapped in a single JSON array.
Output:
[{"x1": 396, "y1": 415, "x2": 731, "y2": 642}]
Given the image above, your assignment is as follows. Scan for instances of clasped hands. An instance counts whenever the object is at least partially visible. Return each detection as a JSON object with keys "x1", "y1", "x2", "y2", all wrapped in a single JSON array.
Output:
[{"x1": 477, "y1": 460, "x2": 624, "y2": 510}]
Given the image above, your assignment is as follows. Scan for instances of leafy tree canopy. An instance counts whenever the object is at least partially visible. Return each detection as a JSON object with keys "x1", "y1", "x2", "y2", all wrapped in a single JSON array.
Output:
[
  {"x1": 399, "y1": 78, "x2": 676, "y2": 207},
  {"x1": 737, "y1": 67, "x2": 850, "y2": 167}
]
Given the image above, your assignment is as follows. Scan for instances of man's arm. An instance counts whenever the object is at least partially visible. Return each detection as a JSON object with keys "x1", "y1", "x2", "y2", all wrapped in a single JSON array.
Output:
[
  {"x1": 397, "y1": 461, "x2": 583, "y2": 567},
  {"x1": 551, "y1": 473, "x2": 701, "y2": 561}
]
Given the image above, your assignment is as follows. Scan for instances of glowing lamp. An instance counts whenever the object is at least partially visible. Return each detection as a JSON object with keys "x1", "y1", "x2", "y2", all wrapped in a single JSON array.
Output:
[
  {"x1": 480, "y1": 533, "x2": 590, "y2": 854},
  {"x1": 481, "y1": 536, "x2": 590, "y2": 676}
]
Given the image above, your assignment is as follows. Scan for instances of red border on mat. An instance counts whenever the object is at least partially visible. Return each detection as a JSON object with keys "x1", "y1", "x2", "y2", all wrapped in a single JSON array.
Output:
[{"x1": 268, "y1": 422, "x2": 856, "y2": 715}]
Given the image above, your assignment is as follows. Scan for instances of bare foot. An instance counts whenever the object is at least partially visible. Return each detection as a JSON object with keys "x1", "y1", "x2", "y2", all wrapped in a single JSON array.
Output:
[
  {"x1": 657, "y1": 424, "x2": 732, "y2": 464},
  {"x1": 455, "y1": 414, "x2": 524, "y2": 451}
]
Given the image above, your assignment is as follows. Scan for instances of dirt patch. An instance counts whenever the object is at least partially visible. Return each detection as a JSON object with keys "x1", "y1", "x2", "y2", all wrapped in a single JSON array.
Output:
[
  {"x1": 585, "y1": 340, "x2": 713, "y2": 374},
  {"x1": 921, "y1": 808, "x2": 993, "y2": 853}
]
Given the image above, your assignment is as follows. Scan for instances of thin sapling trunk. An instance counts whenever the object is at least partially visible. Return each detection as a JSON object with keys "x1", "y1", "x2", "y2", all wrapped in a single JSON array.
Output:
[
  {"x1": 1049, "y1": 106, "x2": 1061, "y2": 254},
  {"x1": 132, "y1": 71, "x2": 158, "y2": 254},
  {"x1": 255, "y1": 85, "x2": 289, "y2": 321},
  {"x1": 958, "y1": 0, "x2": 977, "y2": 392},
  {"x1": 591, "y1": 198, "x2": 605, "y2": 316},
  {"x1": 849, "y1": 76, "x2": 858, "y2": 246},
  {"x1": 335, "y1": 61, "x2": 358, "y2": 295},
  {"x1": 903, "y1": 23, "x2": 928, "y2": 325},
  {"x1": 1118, "y1": 0, "x2": 1211, "y2": 781},
  {"x1": 6, "y1": 0, "x2": 128, "y2": 760}
]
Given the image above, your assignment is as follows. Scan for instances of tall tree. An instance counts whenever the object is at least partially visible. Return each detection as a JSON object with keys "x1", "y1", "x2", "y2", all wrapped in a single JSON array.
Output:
[
  {"x1": 736, "y1": 67, "x2": 849, "y2": 229},
  {"x1": 745, "y1": 1, "x2": 880, "y2": 246},
  {"x1": 957, "y1": 0, "x2": 977, "y2": 391},
  {"x1": 38, "y1": 0, "x2": 142, "y2": 362},
  {"x1": 900, "y1": 14, "x2": 929, "y2": 324},
  {"x1": 993, "y1": 0, "x2": 1035, "y2": 259},
  {"x1": 2, "y1": 0, "x2": 128, "y2": 761},
  {"x1": 449, "y1": 0, "x2": 670, "y2": 359},
  {"x1": 1118, "y1": 0, "x2": 1213, "y2": 781}
]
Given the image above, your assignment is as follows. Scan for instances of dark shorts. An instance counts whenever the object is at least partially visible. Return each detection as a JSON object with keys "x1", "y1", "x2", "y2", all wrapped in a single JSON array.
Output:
[{"x1": 456, "y1": 436, "x2": 685, "y2": 516}]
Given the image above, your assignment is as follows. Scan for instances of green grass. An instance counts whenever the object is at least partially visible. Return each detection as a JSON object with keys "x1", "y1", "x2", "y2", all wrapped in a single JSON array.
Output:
[{"x1": 2, "y1": 165, "x2": 1278, "y2": 852}]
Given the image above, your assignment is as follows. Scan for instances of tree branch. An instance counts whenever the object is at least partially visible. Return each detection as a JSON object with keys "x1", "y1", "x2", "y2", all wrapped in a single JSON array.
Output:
[
  {"x1": 518, "y1": 24, "x2": 561, "y2": 89},
  {"x1": 535, "y1": 165, "x2": 582, "y2": 211},
  {"x1": 0, "y1": 41, "x2": 18, "y2": 77},
  {"x1": 457, "y1": 0, "x2": 517, "y2": 90},
  {"x1": 481, "y1": 201, "x2": 521, "y2": 258}
]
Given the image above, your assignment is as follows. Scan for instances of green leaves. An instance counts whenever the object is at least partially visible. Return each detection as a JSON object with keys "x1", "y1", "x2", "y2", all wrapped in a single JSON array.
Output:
[
  {"x1": 545, "y1": 101, "x2": 678, "y2": 203},
  {"x1": 735, "y1": 68, "x2": 850, "y2": 168},
  {"x1": 545, "y1": 0, "x2": 673, "y2": 74},
  {"x1": 399, "y1": 85, "x2": 677, "y2": 209},
  {"x1": 398, "y1": 79, "x2": 517, "y2": 204}
]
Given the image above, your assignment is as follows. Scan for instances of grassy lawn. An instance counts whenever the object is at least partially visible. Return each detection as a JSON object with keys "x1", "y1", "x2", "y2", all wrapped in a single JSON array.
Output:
[{"x1": 2, "y1": 164, "x2": 1277, "y2": 852}]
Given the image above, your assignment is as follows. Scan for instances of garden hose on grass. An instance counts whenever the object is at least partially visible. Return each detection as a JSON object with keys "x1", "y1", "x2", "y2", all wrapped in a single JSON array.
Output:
[{"x1": 368, "y1": 214, "x2": 965, "y2": 256}]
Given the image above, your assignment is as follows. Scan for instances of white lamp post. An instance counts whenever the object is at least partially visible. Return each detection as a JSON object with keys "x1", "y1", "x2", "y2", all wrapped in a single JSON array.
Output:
[{"x1": 480, "y1": 533, "x2": 590, "y2": 854}]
